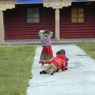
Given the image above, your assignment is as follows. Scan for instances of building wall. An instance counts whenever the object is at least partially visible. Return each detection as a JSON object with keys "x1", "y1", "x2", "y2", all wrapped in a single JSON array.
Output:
[
  {"x1": 4, "y1": 4, "x2": 55, "y2": 40},
  {"x1": 0, "y1": 0, "x2": 15, "y2": 4},
  {"x1": 60, "y1": 3, "x2": 95, "y2": 38},
  {"x1": 4, "y1": 3, "x2": 95, "y2": 40}
]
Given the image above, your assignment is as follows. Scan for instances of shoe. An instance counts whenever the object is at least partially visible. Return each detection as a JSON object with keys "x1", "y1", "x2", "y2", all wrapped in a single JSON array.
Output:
[
  {"x1": 43, "y1": 71, "x2": 47, "y2": 74},
  {"x1": 40, "y1": 70, "x2": 47, "y2": 74},
  {"x1": 42, "y1": 63, "x2": 44, "y2": 65},
  {"x1": 40, "y1": 71, "x2": 44, "y2": 74},
  {"x1": 50, "y1": 72, "x2": 54, "y2": 75},
  {"x1": 40, "y1": 71, "x2": 43, "y2": 74},
  {"x1": 65, "y1": 68, "x2": 68, "y2": 70}
]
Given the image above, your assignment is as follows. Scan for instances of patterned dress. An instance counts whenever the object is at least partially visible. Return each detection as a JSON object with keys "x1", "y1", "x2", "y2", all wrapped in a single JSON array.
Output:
[{"x1": 39, "y1": 30, "x2": 53, "y2": 64}]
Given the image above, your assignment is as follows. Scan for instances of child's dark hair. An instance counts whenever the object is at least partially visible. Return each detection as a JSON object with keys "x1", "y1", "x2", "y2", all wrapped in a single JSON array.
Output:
[
  {"x1": 44, "y1": 29, "x2": 50, "y2": 34},
  {"x1": 60, "y1": 49, "x2": 65, "y2": 55},
  {"x1": 56, "y1": 49, "x2": 66, "y2": 55},
  {"x1": 56, "y1": 51, "x2": 62, "y2": 55}
]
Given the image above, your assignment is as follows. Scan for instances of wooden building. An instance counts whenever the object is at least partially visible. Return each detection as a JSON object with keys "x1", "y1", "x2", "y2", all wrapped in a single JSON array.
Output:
[{"x1": 0, "y1": 0, "x2": 95, "y2": 43}]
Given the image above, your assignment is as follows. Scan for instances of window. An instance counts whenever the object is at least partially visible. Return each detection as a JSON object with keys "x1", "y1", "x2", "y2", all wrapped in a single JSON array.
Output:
[
  {"x1": 71, "y1": 8, "x2": 84, "y2": 23},
  {"x1": 27, "y1": 8, "x2": 40, "y2": 23}
]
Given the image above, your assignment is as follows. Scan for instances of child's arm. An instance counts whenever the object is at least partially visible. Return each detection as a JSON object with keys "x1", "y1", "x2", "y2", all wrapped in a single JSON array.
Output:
[
  {"x1": 39, "y1": 30, "x2": 45, "y2": 40},
  {"x1": 48, "y1": 31, "x2": 53, "y2": 38},
  {"x1": 61, "y1": 61, "x2": 65, "y2": 71},
  {"x1": 65, "y1": 56, "x2": 69, "y2": 61}
]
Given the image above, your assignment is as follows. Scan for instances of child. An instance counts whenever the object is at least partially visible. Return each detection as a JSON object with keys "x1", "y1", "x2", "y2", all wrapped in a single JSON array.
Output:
[
  {"x1": 39, "y1": 49, "x2": 69, "y2": 70},
  {"x1": 60, "y1": 49, "x2": 69, "y2": 70},
  {"x1": 39, "y1": 29, "x2": 53, "y2": 65},
  {"x1": 40, "y1": 50, "x2": 68, "y2": 75}
]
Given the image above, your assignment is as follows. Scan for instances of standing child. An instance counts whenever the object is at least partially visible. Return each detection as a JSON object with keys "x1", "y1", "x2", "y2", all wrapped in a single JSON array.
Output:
[{"x1": 39, "y1": 29, "x2": 53, "y2": 65}]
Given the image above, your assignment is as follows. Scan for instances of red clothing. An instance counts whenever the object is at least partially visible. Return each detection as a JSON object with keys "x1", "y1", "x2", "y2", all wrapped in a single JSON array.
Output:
[
  {"x1": 39, "y1": 54, "x2": 69, "y2": 70},
  {"x1": 51, "y1": 54, "x2": 65, "y2": 70},
  {"x1": 39, "y1": 46, "x2": 53, "y2": 62},
  {"x1": 64, "y1": 56, "x2": 69, "y2": 68},
  {"x1": 41, "y1": 46, "x2": 53, "y2": 58}
]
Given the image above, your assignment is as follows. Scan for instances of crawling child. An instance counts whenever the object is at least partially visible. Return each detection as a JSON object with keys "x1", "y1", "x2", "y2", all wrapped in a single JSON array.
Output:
[{"x1": 40, "y1": 49, "x2": 69, "y2": 75}]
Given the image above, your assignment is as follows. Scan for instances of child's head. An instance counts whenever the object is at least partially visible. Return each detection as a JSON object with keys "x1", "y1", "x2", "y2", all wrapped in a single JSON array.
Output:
[
  {"x1": 60, "y1": 49, "x2": 65, "y2": 55},
  {"x1": 56, "y1": 49, "x2": 65, "y2": 55},
  {"x1": 43, "y1": 29, "x2": 50, "y2": 36},
  {"x1": 56, "y1": 51, "x2": 62, "y2": 55}
]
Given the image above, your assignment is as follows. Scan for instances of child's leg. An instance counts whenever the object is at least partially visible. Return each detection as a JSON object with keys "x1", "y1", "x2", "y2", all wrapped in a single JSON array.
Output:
[
  {"x1": 48, "y1": 64, "x2": 57, "y2": 75},
  {"x1": 39, "y1": 60, "x2": 45, "y2": 65},
  {"x1": 45, "y1": 65, "x2": 52, "y2": 74},
  {"x1": 40, "y1": 64, "x2": 51, "y2": 74},
  {"x1": 40, "y1": 64, "x2": 52, "y2": 74},
  {"x1": 40, "y1": 64, "x2": 57, "y2": 75}
]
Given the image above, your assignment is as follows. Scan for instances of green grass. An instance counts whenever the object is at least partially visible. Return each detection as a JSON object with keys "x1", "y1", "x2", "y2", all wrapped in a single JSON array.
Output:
[
  {"x1": 0, "y1": 45, "x2": 36, "y2": 95},
  {"x1": 78, "y1": 43, "x2": 95, "y2": 59}
]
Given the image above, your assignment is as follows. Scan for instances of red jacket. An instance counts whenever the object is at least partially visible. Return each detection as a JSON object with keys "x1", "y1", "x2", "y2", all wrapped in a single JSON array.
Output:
[
  {"x1": 39, "y1": 54, "x2": 69, "y2": 70},
  {"x1": 51, "y1": 54, "x2": 65, "y2": 70}
]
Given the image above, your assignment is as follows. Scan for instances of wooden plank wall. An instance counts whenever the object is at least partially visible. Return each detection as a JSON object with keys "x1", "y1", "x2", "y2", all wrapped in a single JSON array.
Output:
[
  {"x1": 60, "y1": 3, "x2": 95, "y2": 38},
  {"x1": 4, "y1": 3, "x2": 95, "y2": 40},
  {"x1": 4, "y1": 4, "x2": 55, "y2": 40}
]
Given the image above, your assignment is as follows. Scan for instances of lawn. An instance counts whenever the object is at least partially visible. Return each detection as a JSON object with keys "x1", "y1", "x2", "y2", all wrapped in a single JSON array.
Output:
[
  {"x1": 0, "y1": 45, "x2": 36, "y2": 95},
  {"x1": 0, "y1": 43, "x2": 95, "y2": 95},
  {"x1": 78, "y1": 43, "x2": 95, "y2": 59}
]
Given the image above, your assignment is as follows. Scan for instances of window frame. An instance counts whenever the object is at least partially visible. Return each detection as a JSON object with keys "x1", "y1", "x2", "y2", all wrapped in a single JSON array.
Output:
[
  {"x1": 71, "y1": 8, "x2": 84, "y2": 24},
  {"x1": 26, "y1": 8, "x2": 40, "y2": 24}
]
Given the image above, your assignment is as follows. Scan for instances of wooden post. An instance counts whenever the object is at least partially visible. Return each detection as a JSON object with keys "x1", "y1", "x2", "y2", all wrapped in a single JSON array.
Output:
[
  {"x1": 43, "y1": 0, "x2": 72, "y2": 41},
  {"x1": 0, "y1": 11, "x2": 4, "y2": 43},
  {"x1": 0, "y1": 1, "x2": 15, "y2": 43},
  {"x1": 55, "y1": 8, "x2": 60, "y2": 41}
]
